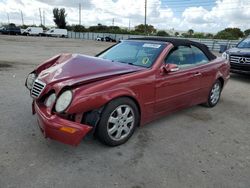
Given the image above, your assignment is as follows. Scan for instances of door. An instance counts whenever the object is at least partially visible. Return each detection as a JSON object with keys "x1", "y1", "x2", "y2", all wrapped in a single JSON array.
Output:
[
  {"x1": 155, "y1": 46, "x2": 202, "y2": 114},
  {"x1": 190, "y1": 46, "x2": 216, "y2": 103}
]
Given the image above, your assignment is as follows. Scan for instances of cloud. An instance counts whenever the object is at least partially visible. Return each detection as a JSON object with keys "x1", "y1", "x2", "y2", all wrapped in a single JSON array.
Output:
[
  {"x1": 181, "y1": 0, "x2": 250, "y2": 32},
  {"x1": 0, "y1": 0, "x2": 249, "y2": 33}
]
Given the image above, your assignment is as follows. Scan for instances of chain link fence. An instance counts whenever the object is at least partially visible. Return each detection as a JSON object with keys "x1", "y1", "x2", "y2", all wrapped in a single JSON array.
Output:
[{"x1": 67, "y1": 31, "x2": 240, "y2": 53}]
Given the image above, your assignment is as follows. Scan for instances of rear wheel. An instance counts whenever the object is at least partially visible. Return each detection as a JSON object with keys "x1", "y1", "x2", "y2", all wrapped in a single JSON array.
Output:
[
  {"x1": 97, "y1": 98, "x2": 139, "y2": 146},
  {"x1": 205, "y1": 80, "x2": 222, "y2": 107}
]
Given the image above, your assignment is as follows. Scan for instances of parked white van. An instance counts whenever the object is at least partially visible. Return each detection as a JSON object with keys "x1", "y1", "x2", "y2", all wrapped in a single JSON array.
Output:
[
  {"x1": 23, "y1": 27, "x2": 43, "y2": 36},
  {"x1": 46, "y1": 28, "x2": 67, "y2": 37}
]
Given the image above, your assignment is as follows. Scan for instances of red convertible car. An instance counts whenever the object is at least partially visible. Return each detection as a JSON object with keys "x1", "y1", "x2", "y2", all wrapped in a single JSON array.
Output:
[{"x1": 25, "y1": 37, "x2": 230, "y2": 146}]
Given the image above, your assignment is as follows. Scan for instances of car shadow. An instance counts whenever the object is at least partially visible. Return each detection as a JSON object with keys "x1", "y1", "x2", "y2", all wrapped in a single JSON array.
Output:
[{"x1": 230, "y1": 73, "x2": 250, "y2": 83}]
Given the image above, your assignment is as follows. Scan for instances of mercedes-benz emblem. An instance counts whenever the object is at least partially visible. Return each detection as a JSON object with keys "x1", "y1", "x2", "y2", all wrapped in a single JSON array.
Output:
[{"x1": 239, "y1": 57, "x2": 246, "y2": 63}]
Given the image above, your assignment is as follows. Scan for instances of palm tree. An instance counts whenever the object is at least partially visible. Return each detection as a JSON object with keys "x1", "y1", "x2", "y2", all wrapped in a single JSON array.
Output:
[{"x1": 187, "y1": 29, "x2": 194, "y2": 36}]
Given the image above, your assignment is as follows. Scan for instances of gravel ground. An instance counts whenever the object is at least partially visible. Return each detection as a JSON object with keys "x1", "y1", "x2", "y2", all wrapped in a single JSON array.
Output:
[{"x1": 0, "y1": 35, "x2": 249, "y2": 188}]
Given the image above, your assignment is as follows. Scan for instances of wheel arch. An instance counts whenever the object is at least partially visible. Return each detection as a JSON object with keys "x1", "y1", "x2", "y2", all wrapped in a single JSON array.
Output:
[
  {"x1": 217, "y1": 77, "x2": 224, "y2": 88},
  {"x1": 107, "y1": 95, "x2": 141, "y2": 118},
  {"x1": 68, "y1": 89, "x2": 142, "y2": 126},
  {"x1": 81, "y1": 95, "x2": 142, "y2": 136}
]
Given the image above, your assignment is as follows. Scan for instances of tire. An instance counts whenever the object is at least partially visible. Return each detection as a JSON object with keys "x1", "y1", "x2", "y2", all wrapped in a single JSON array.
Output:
[
  {"x1": 97, "y1": 97, "x2": 139, "y2": 146},
  {"x1": 204, "y1": 80, "x2": 222, "y2": 107}
]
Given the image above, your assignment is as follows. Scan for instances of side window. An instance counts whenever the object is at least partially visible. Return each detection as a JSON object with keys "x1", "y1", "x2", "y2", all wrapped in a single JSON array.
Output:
[
  {"x1": 165, "y1": 46, "x2": 195, "y2": 68},
  {"x1": 192, "y1": 46, "x2": 209, "y2": 65}
]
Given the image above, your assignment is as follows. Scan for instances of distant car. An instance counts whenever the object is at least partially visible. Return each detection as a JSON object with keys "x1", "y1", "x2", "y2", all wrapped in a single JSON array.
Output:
[
  {"x1": 23, "y1": 27, "x2": 43, "y2": 36},
  {"x1": 96, "y1": 36, "x2": 103, "y2": 41},
  {"x1": 25, "y1": 38, "x2": 230, "y2": 146},
  {"x1": 104, "y1": 36, "x2": 116, "y2": 42},
  {"x1": 223, "y1": 37, "x2": 250, "y2": 74},
  {"x1": 46, "y1": 28, "x2": 67, "y2": 38},
  {"x1": 96, "y1": 36, "x2": 116, "y2": 42},
  {"x1": 0, "y1": 24, "x2": 21, "y2": 35}
]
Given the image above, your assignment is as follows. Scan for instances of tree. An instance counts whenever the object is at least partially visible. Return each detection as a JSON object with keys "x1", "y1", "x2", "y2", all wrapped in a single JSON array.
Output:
[
  {"x1": 156, "y1": 30, "x2": 169, "y2": 37},
  {"x1": 193, "y1": 32, "x2": 205, "y2": 38},
  {"x1": 53, "y1": 8, "x2": 67, "y2": 29},
  {"x1": 135, "y1": 24, "x2": 156, "y2": 34},
  {"x1": 181, "y1": 33, "x2": 189, "y2": 38},
  {"x1": 88, "y1": 24, "x2": 109, "y2": 32},
  {"x1": 175, "y1": 32, "x2": 179, "y2": 37},
  {"x1": 214, "y1": 28, "x2": 243, "y2": 40},
  {"x1": 187, "y1": 29, "x2": 194, "y2": 36},
  {"x1": 205, "y1": 33, "x2": 214, "y2": 39},
  {"x1": 72, "y1": 25, "x2": 86, "y2": 32},
  {"x1": 244, "y1": 29, "x2": 250, "y2": 37},
  {"x1": 39, "y1": 24, "x2": 48, "y2": 30}
]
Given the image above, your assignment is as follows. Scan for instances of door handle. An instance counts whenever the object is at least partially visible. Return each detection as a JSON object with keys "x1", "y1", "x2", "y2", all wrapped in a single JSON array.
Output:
[{"x1": 193, "y1": 72, "x2": 202, "y2": 76}]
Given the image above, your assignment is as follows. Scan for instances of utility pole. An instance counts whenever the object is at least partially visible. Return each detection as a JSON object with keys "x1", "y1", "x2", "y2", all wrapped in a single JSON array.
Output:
[
  {"x1": 112, "y1": 18, "x2": 114, "y2": 27},
  {"x1": 43, "y1": 10, "x2": 45, "y2": 26},
  {"x1": 39, "y1": 8, "x2": 42, "y2": 26},
  {"x1": 7, "y1": 13, "x2": 10, "y2": 24},
  {"x1": 79, "y1": 3, "x2": 81, "y2": 25},
  {"x1": 20, "y1": 10, "x2": 24, "y2": 25},
  {"x1": 144, "y1": 0, "x2": 147, "y2": 35}
]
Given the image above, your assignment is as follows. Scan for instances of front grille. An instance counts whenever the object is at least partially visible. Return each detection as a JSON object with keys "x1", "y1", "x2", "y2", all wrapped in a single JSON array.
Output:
[
  {"x1": 231, "y1": 64, "x2": 250, "y2": 72},
  {"x1": 230, "y1": 55, "x2": 250, "y2": 64},
  {"x1": 31, "y1": 80, "x2": 46, "y2": 98}
]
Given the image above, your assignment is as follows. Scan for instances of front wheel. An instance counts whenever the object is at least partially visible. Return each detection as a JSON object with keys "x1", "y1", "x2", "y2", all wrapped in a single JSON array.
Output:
[
  {"x1": 97, "y1": 98, "x2": 139, "y2": 146},
  {"x1": 205, "y1": 80, "x2": 222, "y2": 107}
]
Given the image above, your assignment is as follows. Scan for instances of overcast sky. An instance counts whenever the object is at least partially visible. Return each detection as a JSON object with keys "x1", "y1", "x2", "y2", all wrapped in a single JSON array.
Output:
[{"x1": 0, "y1": 0, "x2": 250, "y2": 33}]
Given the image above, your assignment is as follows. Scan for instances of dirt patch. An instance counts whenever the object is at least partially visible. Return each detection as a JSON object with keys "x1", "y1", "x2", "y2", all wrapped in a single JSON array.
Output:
[{"x1": 186, "y1": 112, "x2": 212, "y2": 121}]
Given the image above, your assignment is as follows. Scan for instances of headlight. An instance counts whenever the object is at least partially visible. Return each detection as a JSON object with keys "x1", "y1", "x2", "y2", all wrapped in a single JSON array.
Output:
[
  {"x1": 55, "y1": 90, "x2": 73, "y2": 113},
  {"x1": 45, "y1": 93, "x2": 56, "y2": 107},
  {"x1": 26, "y1": 73, "x2": 36, "y2": 89},
  {"x1": 222, "y1": 52, "x2": 229, "y2": 60}
]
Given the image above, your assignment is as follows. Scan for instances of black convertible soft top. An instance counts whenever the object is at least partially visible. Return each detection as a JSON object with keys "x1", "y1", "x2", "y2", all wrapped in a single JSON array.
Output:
[{"x1": 128, "y1": 37, "x2": 217, "y2": 60}]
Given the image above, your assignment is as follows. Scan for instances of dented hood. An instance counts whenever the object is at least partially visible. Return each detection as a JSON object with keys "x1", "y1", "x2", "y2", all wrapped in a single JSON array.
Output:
[{"x1": 37, "y1": 54, "x2": 145, "y2": 86}]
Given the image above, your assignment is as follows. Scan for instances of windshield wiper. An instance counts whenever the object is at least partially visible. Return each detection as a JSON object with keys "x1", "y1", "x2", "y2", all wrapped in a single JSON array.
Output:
[{"x1": 111, "y1": 60, "x2": 133, "y2": 65}]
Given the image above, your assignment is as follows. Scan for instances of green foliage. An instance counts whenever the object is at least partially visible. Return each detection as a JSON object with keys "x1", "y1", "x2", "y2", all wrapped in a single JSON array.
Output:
[
  {"x1": 174, "y1": 32, "x2": 179, "y2": 37},
  {"x1": 214, "y1": 28, "x2": 243, "y2": 40},
  {"x1": 39, "y1": 24, "x2": 48, "y2": 30},
  {"x1": 68, "y1": 25, "x2": 86, "y2": 32},
  {"x1": 156, "y1": 30, "x2": 169, "y2": 37},
  {"x1": 205, "y1": 33, "x2": 214, "y2": 39},
  {"x1": 244, "y1": 29, "x2": 250, "y2": 37},
  {"x1": 135, "y1": 24, "x2": 156, "y2": 34},
  {"x1": 193, "y1": 32, "x2": 205, "y2": 38},
  {"x1": 88, "y1": 24, "x2": 108, "y2": 32},
  {"x1": 181, "y1": 33, "x2": 189, "y2": 38},
  {"x1": 66, "y1": 23, "x2": 132, "y2": 34},
  {"x1": 187, "y1": 29, "x2": 194, "y2": 36},
  {"x1": 53, "y1": 8, "x2": 67, "y2": 29}
]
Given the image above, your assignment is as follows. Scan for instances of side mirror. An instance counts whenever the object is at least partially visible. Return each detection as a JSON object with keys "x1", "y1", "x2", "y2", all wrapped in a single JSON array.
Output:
[{"x1": 161, "y1": 63, "x2": 179, "y2": 74}]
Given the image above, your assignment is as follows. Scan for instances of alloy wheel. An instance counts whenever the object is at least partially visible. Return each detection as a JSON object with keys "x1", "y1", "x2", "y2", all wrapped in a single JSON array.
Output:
[{"x1": 107, "y1": 105, "x2": 135, "y2": 141}]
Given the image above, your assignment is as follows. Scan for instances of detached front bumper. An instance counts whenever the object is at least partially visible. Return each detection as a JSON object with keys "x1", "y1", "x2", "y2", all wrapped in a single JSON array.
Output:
[{"x1": 33, "y1": 102, "x2": 93, "y2": 146}]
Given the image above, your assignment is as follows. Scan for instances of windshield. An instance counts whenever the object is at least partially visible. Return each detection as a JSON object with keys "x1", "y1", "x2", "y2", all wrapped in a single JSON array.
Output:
[
  {"x1": 237, "y1": 38, "x2": 250, "y2": 48},
  {"x1": 98, "y1": 41, "x2": 166, "y2": 68}
]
